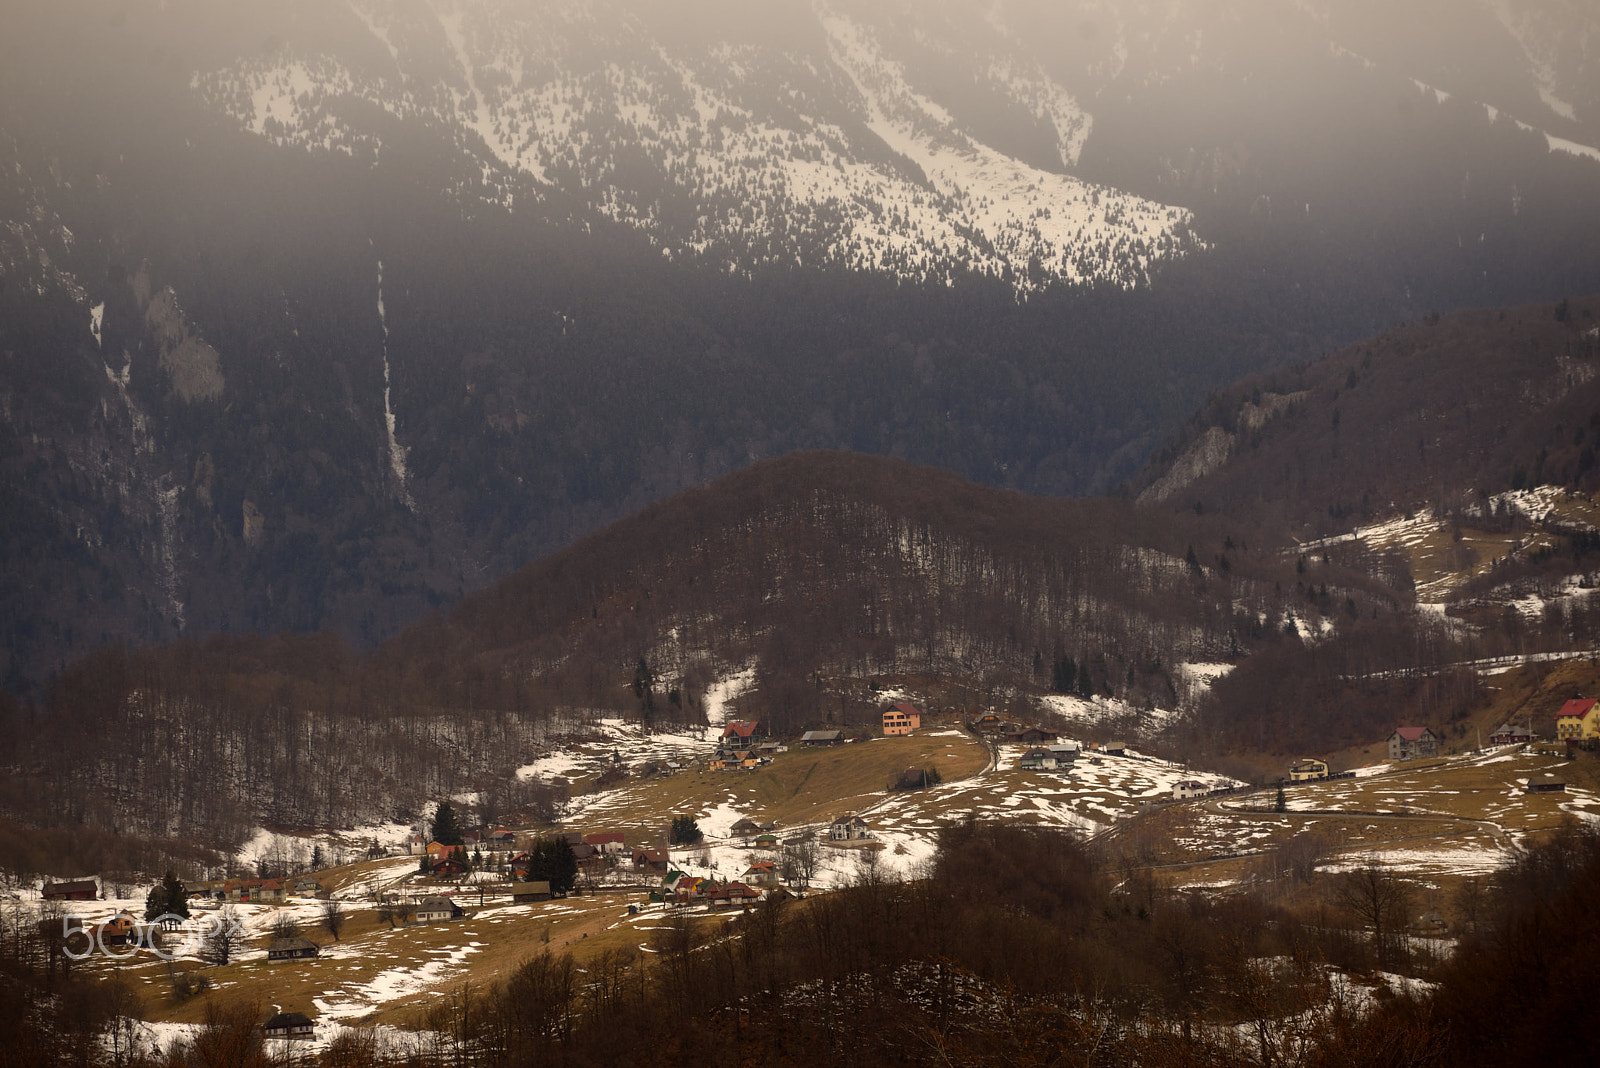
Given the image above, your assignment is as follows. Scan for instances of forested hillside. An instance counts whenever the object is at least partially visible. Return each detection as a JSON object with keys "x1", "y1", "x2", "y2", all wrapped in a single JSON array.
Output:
[
  {"x1": 1134, "y1": 294, "x2": 1600, "y2": 536},
  {"x1": 3, "y1": 451, "x2": 1361, "y2": 852}
]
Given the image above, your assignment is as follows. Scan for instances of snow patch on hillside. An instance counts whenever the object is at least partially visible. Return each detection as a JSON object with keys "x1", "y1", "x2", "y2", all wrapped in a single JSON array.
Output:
[
  {"x1": 821, "y1": 9, "x2": 1197, "y2": 291},
  {"x1": 702, "y1": 666, "x2": 756, "y2": 729},
  {"x1": 1545, "y1": 131, "x2": 1600, "y2": 164},
  {"x1": 983, "y1": 56, "x2": 1093, "y2": 167}
]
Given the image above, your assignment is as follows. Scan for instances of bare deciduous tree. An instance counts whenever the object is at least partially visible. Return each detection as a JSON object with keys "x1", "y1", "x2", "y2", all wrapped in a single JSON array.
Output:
[
  {"x1": 321, "y1": 899, "x2": 346, "y2": 942},
  {"x1": 783, "y1": 835, "x2": 821, "y2": 889},
  {"x1": 1335, "y1": 858, "x2": 1411, "y2": 968},
  {"x1": 201, "y1": 906, "x2": 249, "y2": 967}
]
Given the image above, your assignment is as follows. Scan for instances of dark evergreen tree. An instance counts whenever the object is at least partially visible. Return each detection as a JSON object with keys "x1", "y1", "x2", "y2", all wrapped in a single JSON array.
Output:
[
  {"x1": 669, "y1": 815, "x2": 703, "y2": 846},
  {"x1": 1052, "y1": 653, "x2": 1077, "y2": 694},
  {"x1": 431, "y1": 802, "x2": 464, "y2": 846},
  {"x1": 527, "y1": 837, "x2": 579, "y2": 895},
  {"x1": 633, "y1": 658, "x2": 657, "y2": 713}
]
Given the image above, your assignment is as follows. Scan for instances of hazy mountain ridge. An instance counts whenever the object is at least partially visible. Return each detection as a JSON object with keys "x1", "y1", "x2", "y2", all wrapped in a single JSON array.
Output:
[
  {"x1": 185, "y1": 1, "x2": 1600, "y2": 289},
  {"x1": 4, "y1": 0, "x2": 1600, "y2": 690}
]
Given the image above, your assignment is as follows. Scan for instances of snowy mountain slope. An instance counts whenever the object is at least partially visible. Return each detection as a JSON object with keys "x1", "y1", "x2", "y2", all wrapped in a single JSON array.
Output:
[
  {"x1": 191, "y1": 0, "x2": 1198, "y2": 291},
  {"x1": 184, "y1": 0, "x2": 1600, "y2": 295}
]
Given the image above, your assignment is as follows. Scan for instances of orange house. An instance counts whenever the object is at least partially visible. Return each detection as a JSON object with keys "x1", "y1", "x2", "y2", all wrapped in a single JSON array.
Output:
[{"x1": 882, "y1": 702, "x2": 921, "y2": 736}]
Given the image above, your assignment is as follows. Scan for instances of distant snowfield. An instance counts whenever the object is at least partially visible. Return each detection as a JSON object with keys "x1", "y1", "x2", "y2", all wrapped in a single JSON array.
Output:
[
  {"x1": 1037, "y1": 690, "x2": 1182, "y2": 730},
  {"x1": 191, "y1": 1, "x2": 1196, "y2": 293},
  {"x1": 1320, "y1": 847, "x2": 1506, "y2": 877}
]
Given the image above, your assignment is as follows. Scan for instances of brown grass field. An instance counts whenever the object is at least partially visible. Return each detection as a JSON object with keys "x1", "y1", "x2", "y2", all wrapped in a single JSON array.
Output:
[{"x1": 565, "y1": 729, "x2": 990, "y2": 838}]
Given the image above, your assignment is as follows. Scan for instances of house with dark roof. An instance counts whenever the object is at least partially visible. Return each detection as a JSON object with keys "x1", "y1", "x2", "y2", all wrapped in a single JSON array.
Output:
[
  {"x1": 41, "y1": 878, "x2": 100, "y2": 902},
  {"x1": 829, "y1": 815, "x2": 872, "y2": 842},
  {"x1": 729, "y1": 818, "x2": 764, "y2": 839},
  {"x1": 512, "y1": 881, "x2": 552, "y2": 903},
  {"x1": 633, "y1": 848, "x2": 670, "y2": 873},
  {"x1": 267, "y1": 937, "x2": 320, "y2": 962},
  {"x1": 416, "y1": 896, "x2": 465, "y2": 923},
  {"x1": 1005, "y1": 727, "x2": 1059, "y2": 746},
  {"x1": 1387, "y1": 727, "x2": 1439, "y2": 761},
  {"x1": 263, "y1": 1012, "x2": 316, "y2": 1040},
  {"x1": 801, "y1": 729, "x2": 844, "y2": 746},
  {"x1": 708, "y1": 882, "x2": 763, "y2": 909},
  {"x1": 430, "y1": 852, "x2": 467, "y2": 877},
  {"x1": 1019, "y1": 748, "x2": 1058, "y2": 770},
  {"x1": 1172, "y1": 780, "x2": 1211, "y2": 800},
  {"x1": 1488, "y1": 722, "x2": 1534, "y2": 746}
]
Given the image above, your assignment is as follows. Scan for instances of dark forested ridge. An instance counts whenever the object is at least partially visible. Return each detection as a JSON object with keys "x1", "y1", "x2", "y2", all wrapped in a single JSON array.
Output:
[
  {"x1": 2, "y1": 1, "x2": 1600, "y2": 690},
  {"x1": 2, "y1": 450, "x2": 1355, "y2": 853},
  {"x1": 1133, "y1": 294, "x2": 1600, "y2": 537}
]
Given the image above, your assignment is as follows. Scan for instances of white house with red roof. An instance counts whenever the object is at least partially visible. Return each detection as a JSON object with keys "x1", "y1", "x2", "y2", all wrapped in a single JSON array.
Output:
[
  {"x1": 1387, "y1": 726, "x2": 1439, "y2": 761},
  {"x1": 743, "y1": 860, "x2": 779, "y2": 887},
  {"x1": 584, "y1": 832, "x2": 627, "y2": 854}
]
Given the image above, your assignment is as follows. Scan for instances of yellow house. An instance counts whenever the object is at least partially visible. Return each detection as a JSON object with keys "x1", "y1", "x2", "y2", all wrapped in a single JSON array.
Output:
[
  {"x1": 1287, "y1": 758, "x2": 1329, "y2": 782},
  {"x1": 1556, "y1": 698, "x2": 1599, "y2": 742}
]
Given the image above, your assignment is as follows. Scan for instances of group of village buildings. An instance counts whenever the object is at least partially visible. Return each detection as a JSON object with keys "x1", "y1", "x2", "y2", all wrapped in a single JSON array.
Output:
[
  {"x1": 39, "y1": 693, "x2": 1596, "y2": 1043},
  {"x1": 1281, "y1": 697, "x2": 1594, "y2": 793}
]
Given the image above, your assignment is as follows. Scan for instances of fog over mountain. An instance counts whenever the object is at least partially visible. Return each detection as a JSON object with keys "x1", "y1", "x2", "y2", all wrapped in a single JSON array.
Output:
[{"x1": 2, "y1": 0, "x2": 1598, "y2": 687}]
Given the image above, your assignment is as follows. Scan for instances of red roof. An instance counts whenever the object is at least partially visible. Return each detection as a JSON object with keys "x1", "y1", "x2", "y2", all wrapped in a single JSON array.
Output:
[
  {"x1": 745, "y1": 861, "x2": 776, "y2": 873},
  {"x1": 888, "y1": 702, "x2": 920, "y2": 715},
  {"x1": 584, "y1": 832, "x2": 626, "y2": 845},
  {"x1": 1557, "y1": 699, "x2": 1597, "y2": 719},
  {"x1": 1393, "y1": 726, "x2": 1432, "y2": 741},
  {"x1": 721, "y1": 720, "x2": 759, "y2": 739}
]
